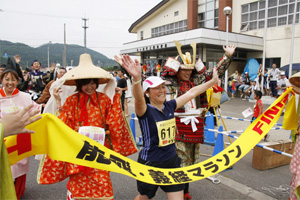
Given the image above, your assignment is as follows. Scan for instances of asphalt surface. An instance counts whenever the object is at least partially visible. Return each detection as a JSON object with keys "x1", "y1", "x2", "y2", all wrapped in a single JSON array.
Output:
[{"x1": 22, "y1": 95, "x2": 293, "y2": 200}]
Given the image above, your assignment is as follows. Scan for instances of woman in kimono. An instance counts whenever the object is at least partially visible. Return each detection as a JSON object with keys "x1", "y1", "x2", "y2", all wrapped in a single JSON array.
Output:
[
  {"x1": 0, "y1": 58, "x2": 41, "y2": 199},
  {"x1": 289, "y1": 71, "x2": 300, "y2": 200},
  {"x1": 38, "y1": 54, "x2": 137, "y2": 200}
]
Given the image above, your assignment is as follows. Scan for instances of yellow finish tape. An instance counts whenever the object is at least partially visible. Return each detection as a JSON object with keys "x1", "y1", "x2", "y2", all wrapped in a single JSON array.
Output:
[{"x1": 5, "y1": 87, "x2": 294, "y2": 185}]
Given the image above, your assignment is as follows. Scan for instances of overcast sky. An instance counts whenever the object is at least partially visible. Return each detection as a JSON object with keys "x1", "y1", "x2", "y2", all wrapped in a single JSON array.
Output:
[{"x1": 0, "y1": 0, "x2": 161, "y2": 59}]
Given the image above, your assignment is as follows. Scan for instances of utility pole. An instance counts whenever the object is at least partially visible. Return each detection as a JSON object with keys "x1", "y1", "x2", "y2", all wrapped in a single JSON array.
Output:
[
  {"x1": 261, "y1": 0, "x2": 269, "y2": 92},
  {"x1": 223, "y1": 6, "x2": 232, "y2": 92},
  {"x1": 288, "y1": 0, "x2": 298, "y2": 78},
  {"x1": 82, "y1": 18, "x2": 89, "y2": 53},
  {"x1": 47, "y1": 41, "x2": 52, "y2": 71},
  {"x1": 63, "y1": 23, "x2": 67, "y2": 67}
]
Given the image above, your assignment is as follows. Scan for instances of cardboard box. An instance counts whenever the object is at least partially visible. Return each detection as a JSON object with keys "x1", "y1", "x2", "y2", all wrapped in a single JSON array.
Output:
[{"x1": 252, "y1": 140, "x2": 295, "y2": 170}]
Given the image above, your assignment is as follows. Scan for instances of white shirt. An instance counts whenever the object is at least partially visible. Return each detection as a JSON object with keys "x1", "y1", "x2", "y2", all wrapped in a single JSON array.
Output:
[
  {"x1": 268, "y1": 68, "x2": 280, "y2": 81},
  {"x1": 252, "y1": 84, "x2": 259, "y2": 91},
  {"x1": 277, "y1": 77, "x2": 290, "y2": 95}
]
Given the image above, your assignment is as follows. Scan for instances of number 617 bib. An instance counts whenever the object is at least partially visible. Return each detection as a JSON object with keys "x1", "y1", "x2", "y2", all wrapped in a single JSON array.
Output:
[{"x1": 156, "y1": 118, "x2": 176, "y2": 147}]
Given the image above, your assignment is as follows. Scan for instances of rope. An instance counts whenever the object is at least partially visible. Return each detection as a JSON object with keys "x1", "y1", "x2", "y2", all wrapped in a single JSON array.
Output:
[
  {"x1": 134, "y1": 114, "x2": 283, "y2": 128},
  {"x1": 205, "y1": 128, "x2": 293, "y2": 158},
  {"x1": 206, "y1": 114, "x2": 283, "y2": 126},
  {"x1": 205, "y1": 127, "x2": 282, "y2": 134}
]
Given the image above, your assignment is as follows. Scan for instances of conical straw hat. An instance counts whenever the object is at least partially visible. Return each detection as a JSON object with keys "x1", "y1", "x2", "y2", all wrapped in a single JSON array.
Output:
[
  {"x1": 289, "y1": 71, "x2": 300, "y2": 88},
  {"x1": 62, "y1": 53, "x2": 113, "y2": 86}
]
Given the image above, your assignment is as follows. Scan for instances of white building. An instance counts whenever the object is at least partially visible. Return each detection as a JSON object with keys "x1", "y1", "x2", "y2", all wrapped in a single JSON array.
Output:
[{"x1": 121, "y1": 0, "x2": 300, "y2": 76}]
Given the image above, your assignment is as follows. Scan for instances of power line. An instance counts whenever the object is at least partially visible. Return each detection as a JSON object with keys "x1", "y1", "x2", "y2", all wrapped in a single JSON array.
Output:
[
  {"x1": 2, "y1": 9, "x2": 134, "y2": 21},
  {"x1": 3, "y1": 9, "x2": 81, "y2": 19}
]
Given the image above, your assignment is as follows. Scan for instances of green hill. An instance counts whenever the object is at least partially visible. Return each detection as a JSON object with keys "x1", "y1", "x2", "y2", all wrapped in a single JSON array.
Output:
[{"x1": 0, "y1": 40, "x2": 118, "y2": 69}]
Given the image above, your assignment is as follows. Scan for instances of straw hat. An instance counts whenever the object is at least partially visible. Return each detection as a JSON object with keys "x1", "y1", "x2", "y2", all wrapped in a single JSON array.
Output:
[
  {"x1": 289, "y1": 72, "x2": 300, "y2": 94},
  {"x1": 62, "y1": 53, "x2": 113, "y2": 86},
  {"x1": 289, "y1": 71, "x2": 300, "y2": 88}
]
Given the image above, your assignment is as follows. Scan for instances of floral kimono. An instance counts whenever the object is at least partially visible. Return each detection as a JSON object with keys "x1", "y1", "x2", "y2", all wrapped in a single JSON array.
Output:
[
  {"x1": 38, "y1": 91, "x2": 137, "y2": 200},
  {"x1": 290, "y1": 113, "x2": 300, "y2": 200}
]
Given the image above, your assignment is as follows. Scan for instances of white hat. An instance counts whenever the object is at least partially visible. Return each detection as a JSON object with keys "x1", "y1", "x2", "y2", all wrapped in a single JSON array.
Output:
[
  {"x1": 143, "y1": 76, "x2": 165, "y2": 92},
  {"x1": 56, "y1": 63, "x2": 61, "y2": 67},
  {"x1": 280, "y1": 71, "x2": 286, "y2": 75}
]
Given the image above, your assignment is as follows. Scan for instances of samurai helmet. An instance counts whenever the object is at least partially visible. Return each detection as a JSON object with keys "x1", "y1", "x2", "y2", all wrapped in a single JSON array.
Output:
[{"x1": 174, "y1": 40, "x2": 197, "y2": 69}]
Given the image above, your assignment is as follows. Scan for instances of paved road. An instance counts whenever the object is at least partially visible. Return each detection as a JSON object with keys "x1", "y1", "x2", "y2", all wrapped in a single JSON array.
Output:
[{"x1": 23, "y1": 96, "x2": 292, "y2": 200}]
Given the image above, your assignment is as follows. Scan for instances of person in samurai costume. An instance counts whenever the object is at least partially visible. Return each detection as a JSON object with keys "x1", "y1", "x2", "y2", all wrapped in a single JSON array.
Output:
[
  {"x1": 37, "y1": 53, "x2": 137, "y2": 200},
  {"x1": 161, "y1": 40, "x2": 236, "y2": 199}
]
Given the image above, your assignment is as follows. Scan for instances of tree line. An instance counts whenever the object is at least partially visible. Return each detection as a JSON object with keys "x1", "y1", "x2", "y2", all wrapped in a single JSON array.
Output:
[{"x1": 0, "y1": 40, "x2": 117, "y2": 69}]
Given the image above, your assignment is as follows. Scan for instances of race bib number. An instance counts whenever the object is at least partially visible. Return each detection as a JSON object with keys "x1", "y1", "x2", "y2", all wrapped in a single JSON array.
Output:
[
  {"x1": 1, "y1": 106, "x2": 23, "y2": 118},
  {"x1": 78, "y1": 126, "x2": 105, "y2": 145},
  {"x1": 156, "y1": 118, "x2": 176, "y2": 147}
]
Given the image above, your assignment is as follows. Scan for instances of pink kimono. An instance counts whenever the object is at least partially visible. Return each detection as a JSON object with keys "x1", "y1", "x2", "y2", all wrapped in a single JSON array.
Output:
[
  {"x1": 290, "y1": 113, "x2": 300, "y2": 200},
  {"x1": 0, "y1": 87, "x2": 40, "y2": 199}
]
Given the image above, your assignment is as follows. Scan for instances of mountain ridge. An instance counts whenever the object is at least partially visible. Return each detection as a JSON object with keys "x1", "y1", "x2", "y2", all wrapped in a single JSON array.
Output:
[{"x1": 0, "y1": 40, "x2": 118, "y2": 69}]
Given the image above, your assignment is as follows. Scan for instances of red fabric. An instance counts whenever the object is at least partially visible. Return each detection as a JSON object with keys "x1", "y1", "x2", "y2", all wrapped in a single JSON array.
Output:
[
  {"x1": 232, "y1": 82, "x2": 236, "y2": 91},
  {"x1": 174, "y1": 80, "x2": 204, "y2": 143},
  {"x1": 212, "y1": 84, "x2": 223, "y2": 93},
  {"x1": 184, "y1": 192, "x2": 192, "y2": 200},
  {"x1": 38, "y1": 91, "x2": 137, "y2": 199},
  {"x1": 177, "y1": 79, "x2": 194, "y2": 96},
  {"x1": 175, "y1": 115, "x2": 204, "y2": 143},
  {"x1": 77, "y1": 93, "x2": 98, "y2": 175},
  {"x1": 253, "y1": 99, "x2": 263, "y2": 118},
  {"x1": 143, "y1": 65, "x2": 147, "y2": 72},
  {"x1": 0, "y1": 87, "x2": 19, "y2": 97},
  {"x1": 162, "y1": 66, "x2": 178, "y2": 76},
  {"x1": 14, "y1": 174, "x2": 26, "y2": 200},
  {"x1": 78, "y1": 93, "x2": 97, "y2": 126}
]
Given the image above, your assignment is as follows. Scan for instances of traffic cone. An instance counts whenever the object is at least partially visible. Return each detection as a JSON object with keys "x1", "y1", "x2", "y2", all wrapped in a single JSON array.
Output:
[
  {"x1": 204, "y1": 112, "x2": 216, "y2": 145},
  {"x1": 212, "y1": 126, "x2": 224, "y2": 156},
  {"x1": 129, "y1": 113, "x2": 136, "y2": 143}
]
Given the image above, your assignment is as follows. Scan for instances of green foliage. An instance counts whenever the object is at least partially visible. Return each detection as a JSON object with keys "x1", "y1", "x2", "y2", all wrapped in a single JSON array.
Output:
[{"x1": 0, "y1": 40, "x2": 118, "y2": 69}]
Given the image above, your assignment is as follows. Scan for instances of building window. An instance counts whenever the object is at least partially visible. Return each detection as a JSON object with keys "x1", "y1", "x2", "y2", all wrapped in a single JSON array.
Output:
[
  {"x1": 241, "y1": 0, "x2": 300, "y2": 32},
  {"x1": 174, "y1": 11, "x2": 179, "y2": 16},
  {"x1": 141, "y1": 31, "x2": 144, "y2": 40},
  {"x1": 197, "y1": 0, "x2": 219, "y2": 29},
  {"x1": 256, "y1": 57, "x2": 281, "y2": 69},
  {"x1": 151, "y1": 20, "x2": 187, "y2": 37}
]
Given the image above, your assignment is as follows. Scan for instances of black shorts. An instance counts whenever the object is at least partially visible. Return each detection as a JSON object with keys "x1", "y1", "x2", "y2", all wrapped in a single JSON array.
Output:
[{"x1": 137, "y1": 155, "x2": 185, "y2": 199}]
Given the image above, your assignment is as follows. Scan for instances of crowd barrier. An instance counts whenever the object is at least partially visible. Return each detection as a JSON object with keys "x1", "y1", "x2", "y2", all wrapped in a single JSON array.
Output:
[{"x1": 129, "y1": 112, "x2": 292, "y2": 158}]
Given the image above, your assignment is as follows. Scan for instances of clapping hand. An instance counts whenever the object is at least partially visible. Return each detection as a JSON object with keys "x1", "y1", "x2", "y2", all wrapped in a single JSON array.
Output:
[
  {"x1": 49, "y1": 63, "x2": 56, "y2": 72},
  {"x1": 114, "y1": 55, "x2": 141, "y2": 80},
  {"x1": 223, "y1": 44, "x2": 236, "y2": 57},
  {"x1": 212, "y1": 67, "x2": 218, "y2": 84},
  {"x1": 114, "y1": 55, "x2": 124, "y2": 66},
  {"x1": 2, "y1": 104, "x2": 42, "y2": 137},
  {"x1": 53, "y1": 87, "x2": 62, "y2": 102},
  {"x1": 14, "y1": 54, "x2": 21, "y2": 64}
]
